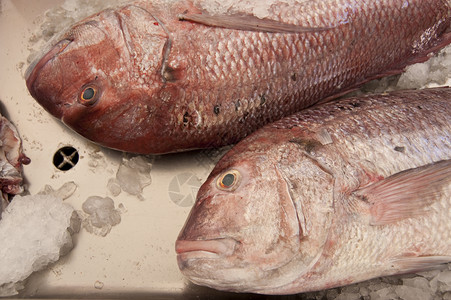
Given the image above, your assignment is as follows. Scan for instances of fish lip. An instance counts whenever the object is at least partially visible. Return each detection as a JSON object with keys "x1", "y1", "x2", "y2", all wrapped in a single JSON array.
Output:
[
  {"x1": 25, "y1": 39, "x2": 72, "y2": 100},
  {"x1": 175, "y1": 237, "x2": 239, "y2": 261}
]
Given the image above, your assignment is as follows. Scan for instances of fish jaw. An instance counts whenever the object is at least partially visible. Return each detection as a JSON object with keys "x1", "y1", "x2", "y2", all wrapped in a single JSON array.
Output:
[
  {"x1": 175, "y1": 234, "x2": 301, "y2": 292},
  {"x1": 175, "y1": 238, "x2": 257, "y2": 292}
]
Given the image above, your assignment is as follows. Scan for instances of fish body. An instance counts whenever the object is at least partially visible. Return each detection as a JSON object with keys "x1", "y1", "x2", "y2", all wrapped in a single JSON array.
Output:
[
  {"x1": 0, "y1": 109, "x2": 30, "y2": 218},
  {"x1": 176, "y1": 88, "x2": 451, "y2": 294},
  {"x1": 25, "y1": 0, "x2": 451, "y2": 154}
]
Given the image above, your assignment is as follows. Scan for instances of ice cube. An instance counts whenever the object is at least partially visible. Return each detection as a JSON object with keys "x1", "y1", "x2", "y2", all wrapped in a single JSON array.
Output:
[
  {"x1": 437, "y1": 270, "x2": 451, "y2": 285},
  {"x1": 80, "y1": 196, "x2": 122, "y2": 237},
  {"x1": 335, "y1": 292, "x2": 361, "y2": 300},
  {"x1": 402, "y1": 277, "x2": 431, "y2": 292},
  {"x1": 369, "y1": 286, "x2": 397, "y2": 300},
  {"x1": 38, "y1": 181, "x2": 77, "y2": 200},
  {"x1": 116, "y1": 155, "x2": 152, "y2": 198},
  {"x1": 436, "y1": 270, "x2": 451, "y2": 293},
  {"x1": 395, "y1": 285, "x2": 433, "y2": 300},
  {"x1": 359, "y1": 286, "x2": 370, "y2": 297},
  {"x1": 107, "y1": 178, "x2": 121, "y2": 197},
  {"x1": 397, "y1": 62, "x2": 430, "y2": 89},
  {"x1": 396, "y1": 45, "x2": 451, "y2": 89},
  {"x1": 416, "y1": 269, "x2": 442, "y2": 280}
]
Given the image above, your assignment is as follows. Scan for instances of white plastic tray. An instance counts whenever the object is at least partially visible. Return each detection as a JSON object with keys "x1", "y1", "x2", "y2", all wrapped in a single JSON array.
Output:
[{"x1": 1, "y1": 1, "x2": 450, "y2": 299}]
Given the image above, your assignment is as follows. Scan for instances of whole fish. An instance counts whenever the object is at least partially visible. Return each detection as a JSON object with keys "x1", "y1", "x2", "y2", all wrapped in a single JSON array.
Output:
[
  {"x1": 0, "y1": 108, "x2": 30, "y2": 219},
  {"x1": 176, "y1": 87, "x2": 451, "y2": 294},
  {"x1": 25, "y1": 0, "x2": 451, "y2": 154}
]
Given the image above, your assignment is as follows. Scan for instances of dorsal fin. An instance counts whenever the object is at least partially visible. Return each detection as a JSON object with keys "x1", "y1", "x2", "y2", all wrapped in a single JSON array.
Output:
[
  {"x1": 355, "y1": 160, "x2": 450, "y2": 226},
  {"x1": 178, "y1": 13, "x2": 333, "y2": 33}
]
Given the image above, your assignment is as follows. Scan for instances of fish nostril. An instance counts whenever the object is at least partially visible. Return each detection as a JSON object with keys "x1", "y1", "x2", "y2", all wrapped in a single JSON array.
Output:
[{"x1": 56, "y1": 39, "x2": 72, "y2": 54}]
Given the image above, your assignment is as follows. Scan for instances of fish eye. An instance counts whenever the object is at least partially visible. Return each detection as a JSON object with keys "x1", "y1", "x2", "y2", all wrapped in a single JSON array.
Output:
[
  {"x1": 217, "y1": 170, "x2": 241, "y2": 191},
  {"x1": 79, "y1": 85, "x2": 99, "y2": 106}
]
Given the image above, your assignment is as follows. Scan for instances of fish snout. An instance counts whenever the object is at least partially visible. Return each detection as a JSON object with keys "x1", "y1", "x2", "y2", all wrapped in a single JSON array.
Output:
[{"x1": 25, "y1": 39, "x2": 73, "y2": 118}]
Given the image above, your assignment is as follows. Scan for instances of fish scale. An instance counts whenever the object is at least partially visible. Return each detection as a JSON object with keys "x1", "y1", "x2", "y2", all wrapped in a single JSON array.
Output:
[
  {"x1": 176, "y1": 87, "x2": 451, "y2": 294},
  {"x1": 312, "y1": 192, "x2": 451, "y2": 295},
  {"x1": 278, "y1": 97, "x2": 450, "y2": 179},
  {"x1": 26, "y1": 0, "x2": 451, "y2": 153}
]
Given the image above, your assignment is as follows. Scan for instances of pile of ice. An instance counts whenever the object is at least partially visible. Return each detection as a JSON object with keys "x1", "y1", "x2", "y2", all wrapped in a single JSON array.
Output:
[
  {"x1": 353, "y1": 44, "x2": 451, "y2": 95},
  {"x1": 0, "y1": 195, "x2": 80, "y2": 297},
  {"x1": 300, "y1": 266, "x2": 451, "y2": 300},
  {"x1": 397, "y1": 45, "x2": 451, "y2": 89},
  {"x1": 32, "y1": 0, "x2": 130, "y2": 42},
  {"x1": 197, "y1": 0, "x2": 287, "y2": 18}
]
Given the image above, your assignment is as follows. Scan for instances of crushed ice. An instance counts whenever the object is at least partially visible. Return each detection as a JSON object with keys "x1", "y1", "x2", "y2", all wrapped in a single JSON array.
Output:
[
  {"x1": 0, "y1": 194, "x2": 80, "y2": 297},
  {"x1": 197, "y1": 0, "x2": 302, "y2": 19},
  {"x1": 27, "y1": 0, "x2": 130, "y2": 68},
  {"x1": 397, "y1": 45, "x2": 451, "y2": 89},
  {"x1": 299, "y1": 266, "x2": 451, "y2": 300},
  {"x1": 38, "y1": 181, "x2": 78, "y2": 199}
]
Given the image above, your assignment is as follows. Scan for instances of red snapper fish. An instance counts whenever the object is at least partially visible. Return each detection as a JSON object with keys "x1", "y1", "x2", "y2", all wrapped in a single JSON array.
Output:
[
  {"x1": 25, "y1": 0, "x2": 451, "y2": 154},
  {"x1": 176, "y1": 88, "x2": 451, "y2": 294}
]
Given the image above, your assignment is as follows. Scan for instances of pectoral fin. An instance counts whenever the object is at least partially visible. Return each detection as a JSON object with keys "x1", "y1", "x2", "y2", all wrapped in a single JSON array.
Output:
[
  {"x1": 355, "y1": 160, "x2": 450, "y2": 226},
  {"x1": 178, "y1": 13, "x2": 333, "y2": 33},
  {"x1": 392, "y1": 255, "x2": 451, "y2": 273}
]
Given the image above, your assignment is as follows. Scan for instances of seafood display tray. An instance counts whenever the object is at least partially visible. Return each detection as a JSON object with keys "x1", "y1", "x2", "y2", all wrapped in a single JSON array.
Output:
[
  {"x1": 0, "y1": 1, "x2": 253, "y2": 298},
  {"x1": 2, "y1": 1, "x2": 450, "y2": 299}
]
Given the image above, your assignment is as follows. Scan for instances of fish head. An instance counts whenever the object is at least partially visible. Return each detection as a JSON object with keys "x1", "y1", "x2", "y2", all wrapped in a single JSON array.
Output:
[
  {"x1": 25, "y1": 5, "x2": 170, "y2": 153},
  {"x1": 176, "y1": 133, "x2": 335, "y2": 293}
]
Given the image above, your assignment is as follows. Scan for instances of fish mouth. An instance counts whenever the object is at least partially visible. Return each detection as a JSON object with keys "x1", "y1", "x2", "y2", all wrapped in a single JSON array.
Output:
[
  {"x1": 175, "y1": 238, "x2": 239, "y2": 264},
  {"x1": 25, "y1": 39, "x2": 72, "y2": 118}
]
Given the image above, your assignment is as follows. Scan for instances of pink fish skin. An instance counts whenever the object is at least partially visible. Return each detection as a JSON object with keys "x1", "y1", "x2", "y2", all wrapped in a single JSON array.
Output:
[
  {"x1": 176, "y1": 88, "x2": 451, "y2": 294},
  {"x1": 25, "y1": 0, "x2": 450, "y2": 154}
]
